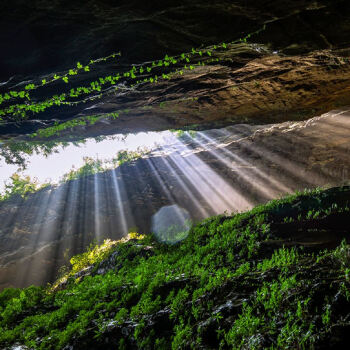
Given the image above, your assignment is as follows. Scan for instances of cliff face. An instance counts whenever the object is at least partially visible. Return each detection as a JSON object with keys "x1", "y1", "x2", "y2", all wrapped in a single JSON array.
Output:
[
  {"x1": 1, "y1": 0, "x2": 350, "y2": 138},
  {"x1": 1, "y1": 0, "x2": 350, "y2": 79},
  {"x1": 0, "y1": 108, "x2": 349, "y2": 289},
  {"x1": 0, "y1": 0, "x2": 349, "y2": 290},
  {"x1": 39, "y1": 48, "x2": 350, "y2": 139}
]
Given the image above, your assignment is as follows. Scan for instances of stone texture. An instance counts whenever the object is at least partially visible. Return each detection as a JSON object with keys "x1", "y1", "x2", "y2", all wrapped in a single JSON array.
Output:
[{"x1": 1, "y1": 1, "x2": 350, "y2": 137}]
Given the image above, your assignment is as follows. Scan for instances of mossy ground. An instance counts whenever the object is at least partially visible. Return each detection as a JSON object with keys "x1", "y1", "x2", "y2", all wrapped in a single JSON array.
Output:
[{"x1": 0, "y1": 186, "x2": 350, "y2": 349}]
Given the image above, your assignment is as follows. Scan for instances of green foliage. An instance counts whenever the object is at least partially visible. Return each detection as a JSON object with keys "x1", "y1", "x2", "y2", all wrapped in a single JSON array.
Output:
[
  {"x1": 30, "y1": 112, "x2": 120, "y2": 139},
  {"x1": 69, "y1": 239, "x2": 118, "y2": 275},
  {"x1": 0, "y1": 52, "x2": 121, "y2": 107},
  {"x1": 257, "y1": 247, "x2": 299, "y2": 272},
  {"x1": 0, "y1": 142, "x2": 148, "y2": 202},
  {"x1": 0, "y1": 139, "x2": 77, "y2": 169},
  {"x1": 0, "y1": 187, "x2": 349, "y2": 349},
  {"x1": 170, "y1": 128, "x2": 197, "y2": 139},
  {"x1": 115, "y1": 149, "x2": 143, "y2": 165},
  {"x1": 0, "y1": 288, "x2": 21, "y2": 308},
  {"x1": 0, "y1": 173, "x2": 49, "y2": 201},
  {"x1": 60, "y1": 157, "x2": 105, "y2": 182},
  {"x1": 0, "y1": 26, "x2": 268, "y2": 121},
  {"x1": 155, "y1": 222, "x2": 190, "y2": 244},
  {"x1": 60, "y1": 148, "x2": 147, "y2": 182},
  {"x1": 225, "y1": 303, "x2": 262, "y2": 348}
]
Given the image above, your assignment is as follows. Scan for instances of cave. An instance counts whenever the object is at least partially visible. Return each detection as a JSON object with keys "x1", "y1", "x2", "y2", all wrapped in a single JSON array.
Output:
[{"x1": 0, "y1": 1, "x2": 350, "y2": 349}]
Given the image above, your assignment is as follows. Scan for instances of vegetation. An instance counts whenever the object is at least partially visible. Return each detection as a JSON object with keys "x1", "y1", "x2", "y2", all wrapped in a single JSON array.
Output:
[
  {"x1": 0, "y1": 131, "x2": 128, "y2": 170},
  {"x1": 29, "y1": 112, "x2": 120, "y2": 139},
  {"x1": 60, "y1": 149, "x2": 147, "y2": 182},
  {"x1": 0, "y1": 25, "x2": 267, "y2": 122},
  {"x1": 0, "y1": 173, "x2": 49, "y2": 201},
  {"x1": 171, "y1": 129, "x2": 197, "y2": 139},
  {"x1": 0, "y1": 52, "x2": 121, "y2": 107},
  {"x1": 0, "y1": 148, "x2": 147, "y2": 202},
  {"x1": 60, "y1": 157, "x2": 106, "y2": 182},
  {"x1": 0, "y1": 139, "x2": 79, "y2": 169},
  {"x1": 0, "y1": 186, "x2": 349, "y2": 349}
]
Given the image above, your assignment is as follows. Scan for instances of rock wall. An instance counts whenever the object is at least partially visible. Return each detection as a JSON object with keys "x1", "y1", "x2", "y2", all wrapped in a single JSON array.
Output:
[{"x1": 0, "y1": 108, "x2": 349, "y2": 288}]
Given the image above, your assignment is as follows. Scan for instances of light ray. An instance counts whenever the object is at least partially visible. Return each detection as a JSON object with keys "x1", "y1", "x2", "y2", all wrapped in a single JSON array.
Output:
[
  {"x1": 196, "y1": 131, "x2": 292, "y2": 196},
  {"x1": 93, "y1": 172, "x2": 102, "y2": 242},
  {"x1": 145, "y1": 158, "x2": 195, "y2": 226},
  {"x1": 162, "y1": 134, "x2": 252, "y2": 213},
  {"x1": 111, "y1": 169, "x2": 128, "y2": 235},
  {"x1": 157, "y1": 156, "x2": 210, "y2": 217},
  {"x1": 16, "y1": 184, "x2": 68, "y2": 286}
]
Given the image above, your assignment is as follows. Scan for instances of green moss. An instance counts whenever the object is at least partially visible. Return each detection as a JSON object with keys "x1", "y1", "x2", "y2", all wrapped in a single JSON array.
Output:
[{"x1": 0, "y1": 186, "x2": 349, "y2": 349}]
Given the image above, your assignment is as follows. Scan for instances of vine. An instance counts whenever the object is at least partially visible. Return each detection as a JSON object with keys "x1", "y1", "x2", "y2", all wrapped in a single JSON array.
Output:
[
  {"x1": 30, "y1": 111, "x2": 121, "y2": 139},
  {"x1": 0, "y1": 25, "x2": 267, "y2": 121},
  {"x1": 0, "y1": 52, "x2": 121, "y2": 106}
]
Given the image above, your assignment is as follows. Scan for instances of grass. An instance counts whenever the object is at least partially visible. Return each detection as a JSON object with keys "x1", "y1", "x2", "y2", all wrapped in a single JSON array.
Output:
[{"x1": 0, "y1": 186, "x2": 349, "y2": 349}]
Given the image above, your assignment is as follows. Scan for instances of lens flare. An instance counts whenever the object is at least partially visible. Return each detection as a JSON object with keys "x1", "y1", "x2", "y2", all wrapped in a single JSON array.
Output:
[{"x1": 151, "y1": 205, "x2": 192, "y2": 244}]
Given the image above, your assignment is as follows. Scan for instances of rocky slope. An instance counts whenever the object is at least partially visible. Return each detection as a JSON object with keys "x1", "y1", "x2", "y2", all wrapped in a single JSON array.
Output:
[{"x1": 0, "y1": 186, "x2": 349, "y2": 349}]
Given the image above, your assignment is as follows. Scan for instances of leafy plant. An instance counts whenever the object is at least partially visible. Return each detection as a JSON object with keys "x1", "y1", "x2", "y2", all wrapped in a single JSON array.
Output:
[
  {"x1": 0, "y1": 25, "x2": 269, "y2": 121},
  {"x1": 0, "y1": 173, "x2": 49, "y2": 201},
  {"x1": 0, "y1": 183, "x2": 349, "y2": 349}
]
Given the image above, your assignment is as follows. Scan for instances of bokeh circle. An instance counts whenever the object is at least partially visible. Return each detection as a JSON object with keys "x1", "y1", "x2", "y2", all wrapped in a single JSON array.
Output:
[{"x1": 151, "y1": 205, "x2": 192, "y2": 244}]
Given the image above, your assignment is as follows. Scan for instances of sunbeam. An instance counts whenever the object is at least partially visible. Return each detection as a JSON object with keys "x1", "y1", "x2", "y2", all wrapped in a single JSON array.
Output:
[
  {"x1": 110, "y1": 169, "x2": 128, "y2": 235},
  {"x1": 193, "y1": 131, "x2": 291, "y2": 200},
  {"x1": 156, "y1": 156, "x2": 210, "y2": 218},
  {"x1": 0, "y1": 108, "x2": 349, "y2": 288},
  {"x1": 162, "y1": 133, "x2": 252, "y2": 213},
  {"x1": 93, "y1": 172, "x2": 102, "y2": 242}
]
